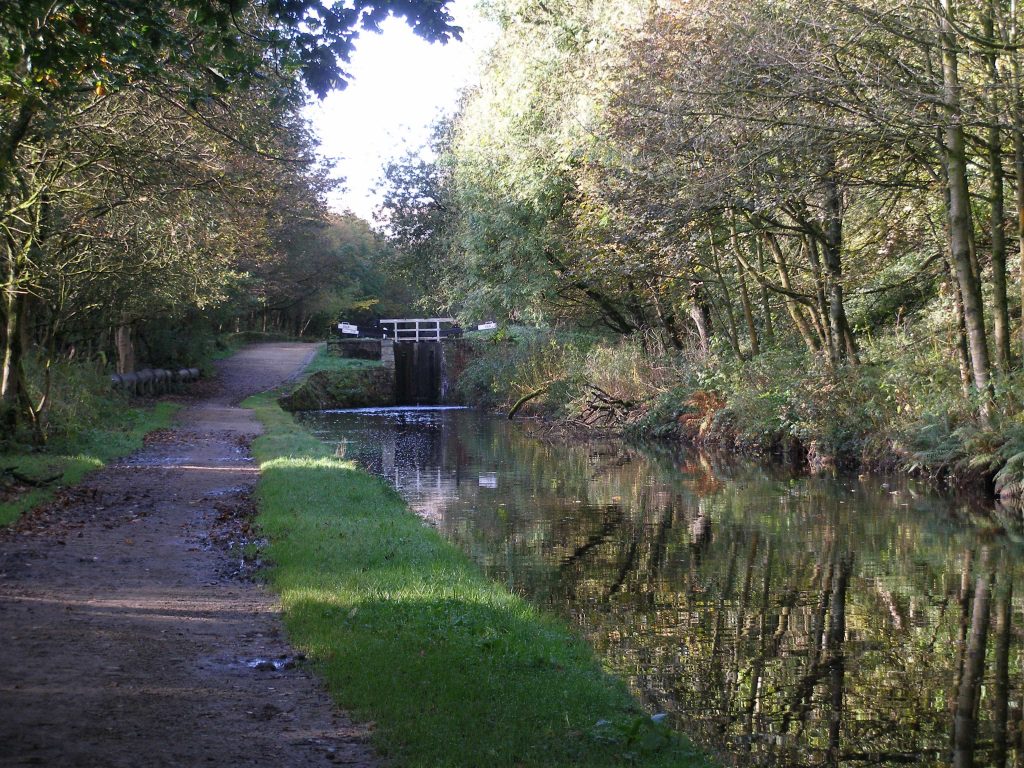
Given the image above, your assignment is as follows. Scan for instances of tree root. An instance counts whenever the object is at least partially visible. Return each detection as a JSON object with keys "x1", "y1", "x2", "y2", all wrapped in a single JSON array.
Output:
[
  {"x1": 508, "y1": 386, "x2": 549, "y2": 419},
  {"x1": 0, "y1": 466, "x2": 63, "y2": 487}
]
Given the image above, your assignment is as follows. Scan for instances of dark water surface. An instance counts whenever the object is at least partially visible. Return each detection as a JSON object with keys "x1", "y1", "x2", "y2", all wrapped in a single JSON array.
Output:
[{"x1": 299, "y1": 406, "x2": 1024, "y2": 768}]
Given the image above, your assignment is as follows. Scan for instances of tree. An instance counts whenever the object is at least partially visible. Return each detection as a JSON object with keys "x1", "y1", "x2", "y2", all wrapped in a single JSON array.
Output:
[
  {"x1": 1, "y1": 0, "x2": 461, "y2": 435},
  {"x1": 376, "y1": 119, "x2": 460, "y2": 314}
]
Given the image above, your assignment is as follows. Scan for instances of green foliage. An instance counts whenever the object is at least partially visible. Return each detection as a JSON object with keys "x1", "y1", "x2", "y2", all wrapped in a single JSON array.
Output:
[
  {"x1": 17, "y1": 355, "x2": 123, "y2": 444},
  {"x1": 697, "y1": 349, "x2": 806, "y2": 447},
  {"x1": 994, "y1": 419, "x2": 1024, "y2": 498},
  {"x1": 245, "y1": 392, "x2": 708, "y2": 767},
  {"x1": 456, "y1": 326, "x2": 598, "y2": 413},
  {"x1": 0, "y1": 0, "x2": 461, "y2": 102},
  {"x1": 906, "y1": 374, "x2": 1024, "y2": 486},
  {"x1": 451, "y1": 317, "x2": 1024, "y2": 487},
  {"x1": 692, "y1": 350, "x2": 883, "y2": 463},
  {"x1": 570, "y1": 334, "x2": 679, "y2": 410},
  {"x1": 375, "y1": 120, "x2": 460, "y2": 315},
  {"x1": 369, "y1": 0, "x2": 1024, "y2": 501},
  {"x1": 1, "y1": 0, "x2": 461, "y2": 435},
  {"x1": 623, "y1": 385, "x2": 696, "y2": 440},
  {"x1": 379, "y1": 0, "x2": 654, "y2": 330},
  {"x1": 256, "y1": 213, "x2": 416, "y2": 338}
]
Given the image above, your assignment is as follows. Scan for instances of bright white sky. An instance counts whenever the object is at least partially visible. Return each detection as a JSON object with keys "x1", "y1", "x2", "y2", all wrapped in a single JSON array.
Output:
[{"x1": 304, "y1": 1, "x2": 496, "y2": 223}]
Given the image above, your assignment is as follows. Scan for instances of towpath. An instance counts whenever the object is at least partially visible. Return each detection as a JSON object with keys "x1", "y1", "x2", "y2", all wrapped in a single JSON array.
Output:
[{"x1": 0, "y1": 343, "x2": 379, "y2": 767}]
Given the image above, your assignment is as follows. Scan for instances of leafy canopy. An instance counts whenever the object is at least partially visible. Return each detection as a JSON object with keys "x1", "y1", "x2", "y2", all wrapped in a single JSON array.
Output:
[{"x1": 0, "y1": 0, "x2": 462, "y2": 100}]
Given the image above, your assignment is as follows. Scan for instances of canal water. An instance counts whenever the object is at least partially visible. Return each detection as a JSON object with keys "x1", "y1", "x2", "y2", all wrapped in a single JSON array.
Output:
[{"x1": 298, "y1": 406, "x2": 1023, "y2": 768}]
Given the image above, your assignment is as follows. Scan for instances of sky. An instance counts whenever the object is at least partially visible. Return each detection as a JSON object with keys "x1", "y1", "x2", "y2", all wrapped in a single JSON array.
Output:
[{"x1": 304, "y1": 1, "x2": 496, "y2": 223}]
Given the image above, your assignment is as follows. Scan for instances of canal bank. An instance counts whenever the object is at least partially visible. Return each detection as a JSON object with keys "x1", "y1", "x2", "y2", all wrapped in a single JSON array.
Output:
[
  {"x1": 244, "y1": 390, "x2": 708, "y2": 767},
  {"x1": 298, "y1": 404, "x2": 1024, "y2": 768},
  {"x1": 252, "y1": 346, "x2": 1024, "y2": 767}
]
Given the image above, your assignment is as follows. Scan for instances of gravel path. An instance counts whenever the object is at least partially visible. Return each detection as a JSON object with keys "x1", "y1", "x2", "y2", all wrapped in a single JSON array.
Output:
[{"x1": 0, "y1": 343, "x2": 381, "y2": 768}]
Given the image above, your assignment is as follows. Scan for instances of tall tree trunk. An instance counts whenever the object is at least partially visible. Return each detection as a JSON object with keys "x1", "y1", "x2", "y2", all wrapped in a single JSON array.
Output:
[
  {"x1": 0, "y1": 100, "x2": 41, "y2": 436},
  {"x1": 736, "y1": 264, "x2": 760, "y2": 356},
  {"x1": 843, "y1": 321, "x2": 859, "y2": 363},
  {"x1": 688, "y1": 280, "x2": 712, "y2": 356},
  {"x1": 987, "y1": 3, "x2": 1012, "y2": 370},
  {"x1": 805, "y1": 236, "x2": 834, "y2": 354},
  {"x1": 649, "y1": 281, "x2": 683, "y2": 350},
  {"x1": 709, "y1": 230, "x2": 742, "y2": 356},
  {"x1": 115, "y1": 324, "x2": 136, "y2": 375},
  {"x1": 1, "y1": 276, "x2": 23, "y2": 432},
  {"x1": 941, "y1": 0, "x2": 993, "y2": 408},
  {"x1": 821, "y1": 154, "x2": 857, "y2": 365},
  {"x1": 950, "y1": 272, "x2": 974, "y2": 397},
  {"x1": 18, "y1": 295, "x2": 33, "y2": 364},
  {"x1": 0, "y1": 290, "x2": 39, "y2": 440},
  {"x1": 688, "y1": 280, "x2": 713, "y2": 355},
  {"x1": 731, "y1": 217, "x2": 760, "y2": 356},
  {"x1": 1012, "y1": 0, "x2": 1024, "y2": 365},
  {"x1": 765, "y1": 233, "x2": 820, "y2": 353},
  {"x1": 953, "y1": 548, "x2": 992, "y2": 768},
  {"x1": 754, "y1": 236, "x2": 775, "y2": 344}
]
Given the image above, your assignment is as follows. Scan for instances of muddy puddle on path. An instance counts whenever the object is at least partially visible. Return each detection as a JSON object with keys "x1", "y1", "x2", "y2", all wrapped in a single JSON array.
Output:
[{"x1": 299, "y1": 406, "x2": 1021, "y2": 768}]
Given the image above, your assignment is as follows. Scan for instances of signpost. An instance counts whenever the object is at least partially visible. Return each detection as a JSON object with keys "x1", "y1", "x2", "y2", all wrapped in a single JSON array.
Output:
[
  {"x1": 338, "y1": 322, "x2": 358, "y2": 335},
  {"x1": 477, "y1": 321, "x2": 497, "y2": 331}
]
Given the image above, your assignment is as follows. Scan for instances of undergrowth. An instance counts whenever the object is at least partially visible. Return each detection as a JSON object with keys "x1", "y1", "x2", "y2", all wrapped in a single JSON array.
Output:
[
  {"x1": 1, "y1": 354, "x2": 180, "y2": 525},
  {"x1": 453, "y1": 321, "x2": 1024, "y2": 493},
  {"x1": 456, "y1": 327, "x2": 597, "y2": 413}
]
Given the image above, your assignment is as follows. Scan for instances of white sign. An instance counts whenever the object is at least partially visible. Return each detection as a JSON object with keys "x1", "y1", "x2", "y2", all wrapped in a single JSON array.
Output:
[
  {"x1": 478, "y1": 472, "x2": 498, "y2": 489},
  {"x1": 339, "y1": 323, "x2": 358, "y2": 335},
  {"x1": 477, "y1": 322, "x2": 497, "y2": 331}
]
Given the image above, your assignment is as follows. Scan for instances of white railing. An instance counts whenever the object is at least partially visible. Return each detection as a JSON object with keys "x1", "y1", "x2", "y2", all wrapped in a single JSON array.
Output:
[{"x1": 379, "y1": 318, "x2": 456, "y2": 342}]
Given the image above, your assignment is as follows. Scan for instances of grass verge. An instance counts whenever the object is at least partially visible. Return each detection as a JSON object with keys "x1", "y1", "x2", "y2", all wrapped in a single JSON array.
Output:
[
  {"x1": 302, "y1": 344, "x2": 383, "y2": 374},
  {"x1": 277, "y1": 345, "x2": 392, "y2": 411},
  {"x1": 0, "y1": 402, "x2": 179, "y2": 526},
  {"x1": 245, "y1": 391, "x2": 709, "y2": 768}
]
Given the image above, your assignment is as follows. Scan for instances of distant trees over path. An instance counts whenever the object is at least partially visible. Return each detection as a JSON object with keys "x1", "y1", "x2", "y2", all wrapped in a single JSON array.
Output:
[{"x1": 0, "y1": 0, "x2": 460, "y2": 440}]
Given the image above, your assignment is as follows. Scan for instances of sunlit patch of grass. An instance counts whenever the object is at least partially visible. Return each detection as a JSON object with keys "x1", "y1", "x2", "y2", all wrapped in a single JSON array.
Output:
[
  {"x1": 245, "y1": 391, "x2": 709, "y2": 767},
  {"x1": 0, "y1": 402, "x2": 179, "y2": 526}
]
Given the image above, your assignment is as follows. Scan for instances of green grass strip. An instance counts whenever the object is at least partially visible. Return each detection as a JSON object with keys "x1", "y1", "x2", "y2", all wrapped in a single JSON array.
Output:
[
  {"x1": 0, "y1": 402, "x2": 180, "y2": 526},
  {"x1": 302, "y1": 344, "x2": 384, "y2": 374},
  {"x1": 246, "y1": 392, "x2": 709, "y2": 767}
]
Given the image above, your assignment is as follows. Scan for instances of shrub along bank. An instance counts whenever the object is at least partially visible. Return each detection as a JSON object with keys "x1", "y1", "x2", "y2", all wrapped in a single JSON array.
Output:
[
  {"x1": 454, "y1": 327, "x2": 1024, "y2": 501},
  {"x1": 244, "y1": 389, "x2": 709, "y2": 768}
]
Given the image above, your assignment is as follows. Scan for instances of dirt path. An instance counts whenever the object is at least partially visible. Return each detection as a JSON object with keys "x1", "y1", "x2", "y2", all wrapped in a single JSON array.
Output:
[{"x1": 0, "y1": 343, "x2": 380, "y2": 768}]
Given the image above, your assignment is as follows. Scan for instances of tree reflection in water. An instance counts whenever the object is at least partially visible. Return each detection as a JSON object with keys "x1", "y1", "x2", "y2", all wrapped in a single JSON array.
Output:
[{"x1": 300, "y1": 408, "x2": 1023, "y2": 768}]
